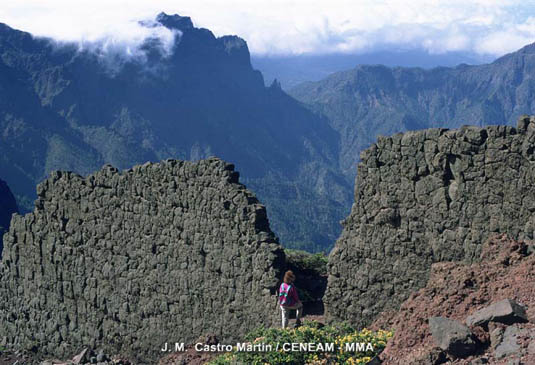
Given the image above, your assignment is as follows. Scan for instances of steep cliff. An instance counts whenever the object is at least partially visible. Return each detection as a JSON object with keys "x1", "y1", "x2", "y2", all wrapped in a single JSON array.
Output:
[
  {"x1": 0, "y1": 13, "x2": 349, "y2": 251},
  {"x1": 326, "y1": 116, "x2": 535, "y2": 327},
  {"x1": 0, "y1": 158, "x2": 284, "y2": 361},
  {"x1": 0, "y1": 178, "x2": 17, "y2": 255}
]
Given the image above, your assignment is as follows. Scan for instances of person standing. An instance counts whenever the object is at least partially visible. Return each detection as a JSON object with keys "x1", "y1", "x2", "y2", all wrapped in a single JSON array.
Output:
[{"x1": 278, "y1": 270, "x2": 303, "y2": 329}]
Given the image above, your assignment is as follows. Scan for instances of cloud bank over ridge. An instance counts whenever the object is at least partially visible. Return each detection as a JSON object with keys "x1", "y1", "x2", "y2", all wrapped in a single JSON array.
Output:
[{"x1": 1, "y1": 0, "x2": 535, "y2": 57}]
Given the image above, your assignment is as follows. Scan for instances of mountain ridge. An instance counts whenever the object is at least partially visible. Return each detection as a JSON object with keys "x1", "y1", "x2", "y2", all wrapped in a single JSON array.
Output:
[
  {"x1": 290, "y1": 42, "x2": 535, "y2": 179},
  {"x1": 0, "y1": 13, "x2": 351, "y2": 251}
]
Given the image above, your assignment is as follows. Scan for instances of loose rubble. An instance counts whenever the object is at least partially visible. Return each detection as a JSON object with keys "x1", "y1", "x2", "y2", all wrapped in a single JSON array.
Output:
[
  {"x1": 428, "y1": 317, "x2": 477, "y2": 358},
  {"x1": 37, "y1": 348, "x2": 132, "y2": 365},
  {"x1": 466, "y1": 299, "x2": 528, "y2": 328},
  {"x1": 372, "y1": 235, "x2": 535, "y2": 364}
]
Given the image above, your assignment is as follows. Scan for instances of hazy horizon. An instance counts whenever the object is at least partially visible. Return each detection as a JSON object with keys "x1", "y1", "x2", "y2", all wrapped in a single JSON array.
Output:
[{"x1": 1, "y1": 1, "x2": 535, "y2": 59}]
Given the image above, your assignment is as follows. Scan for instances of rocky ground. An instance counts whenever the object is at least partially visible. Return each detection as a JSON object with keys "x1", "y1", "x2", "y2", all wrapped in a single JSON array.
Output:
[
  {"x1": 0, "y1": 350, "x2": 30, "y2": 365},
  {"x1": 371, "y1": 234, "x2": 535, "y2": 364},
  {"x1": 5, "y1": 234, "x2": 532, "y2": 364},
  {"x1": 0, "y1": 348, "x2": 133, "y2": 365},
  {"x1": 2, "y1": 315, "x2": 326, "y2": 365}
]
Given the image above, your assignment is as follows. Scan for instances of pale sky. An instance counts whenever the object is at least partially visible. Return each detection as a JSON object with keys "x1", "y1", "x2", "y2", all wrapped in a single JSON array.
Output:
[{"x1": 1, "y1": 0, "x2": 535, "y2": 56}]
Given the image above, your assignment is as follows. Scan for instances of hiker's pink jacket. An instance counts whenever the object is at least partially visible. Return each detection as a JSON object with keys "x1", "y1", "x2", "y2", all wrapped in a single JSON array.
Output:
[{"x1": 279, "y1": 283, "x2": 300, "y2": 306}]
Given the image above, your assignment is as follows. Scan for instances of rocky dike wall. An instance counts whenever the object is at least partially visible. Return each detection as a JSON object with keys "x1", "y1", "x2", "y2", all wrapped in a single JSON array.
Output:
[
  {"x1": 0, "y1": 158, "x2": 284, "y2": 361},
  {"x1": 326, "y1": 116, "x2": 535, "y2": 327}
]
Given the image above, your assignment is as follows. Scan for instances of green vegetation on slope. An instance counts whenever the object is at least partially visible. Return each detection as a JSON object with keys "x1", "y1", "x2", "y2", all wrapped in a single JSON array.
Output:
[{"x1": 284, "y1": 248, "x2": 328, "y2": 275}]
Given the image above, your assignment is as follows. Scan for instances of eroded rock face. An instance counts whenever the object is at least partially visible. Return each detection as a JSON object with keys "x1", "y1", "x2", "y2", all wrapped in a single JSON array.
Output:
[
  {"x1": 0, "y1": 178, "x2": 18, "y2": 255},
  {"x1": 326, "y1": 116, "x2": 535, "y2": 327},
  {"x1": 0, "y1": 158, "x2": 284, "y2": 361}
]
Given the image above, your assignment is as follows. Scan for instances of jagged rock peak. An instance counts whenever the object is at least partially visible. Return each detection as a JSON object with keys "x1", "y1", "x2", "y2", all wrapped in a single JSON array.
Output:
[
  {"x1": 270, "y1": 78, "x2": 282, "y2": 90},
  {"x1": 220, "y1": 35, "x2": 248, "y2": 52},
  {"x1": 156, "y1": 12, "x2": 194, "y2": 30}
]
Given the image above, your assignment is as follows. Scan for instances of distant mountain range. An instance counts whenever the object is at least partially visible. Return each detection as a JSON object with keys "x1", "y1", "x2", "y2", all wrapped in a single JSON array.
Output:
[
  {"x1": 2, "y1": 12, "x2": 535, "y2": 252},
  {"x1": 0, "y1": 13, "x2": 351, "y2": 252},
  {"x1": 290, "y1": 43, "x2": 535, "y2": 178},
  {"x1": 253, "y1": 50, "x2": 493, "y2": 90}
]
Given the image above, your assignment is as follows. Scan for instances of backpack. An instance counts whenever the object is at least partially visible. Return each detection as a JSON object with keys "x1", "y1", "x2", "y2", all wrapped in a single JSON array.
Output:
[{"x1": 278, "y1": 283, "x2": 295, "y2": 306}]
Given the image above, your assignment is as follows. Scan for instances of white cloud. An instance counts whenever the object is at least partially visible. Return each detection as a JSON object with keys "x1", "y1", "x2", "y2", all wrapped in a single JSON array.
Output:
[
  {"x1": 1, "y1": 0, "x2": 535, "y2": 56},
  {"x1": 474, "y1": 17, "x2": 535, "y2": 55}
]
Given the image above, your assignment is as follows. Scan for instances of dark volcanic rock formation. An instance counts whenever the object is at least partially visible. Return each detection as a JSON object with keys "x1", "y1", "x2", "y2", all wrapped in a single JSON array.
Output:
[
  {"x1": 326, "y1": 116, "x2": 535, "y2": 328},
  {"x1": 0, "y1": 158, "x2": 284, "y2": 361},
  {"x1": 0, "y1": 178, "x2": 17, "y2": 255}
]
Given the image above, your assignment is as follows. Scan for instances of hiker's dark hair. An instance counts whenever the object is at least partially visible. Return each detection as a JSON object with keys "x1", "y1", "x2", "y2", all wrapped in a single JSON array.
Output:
[{"x1": 283, "y1": 270, "x2": 296, "y2": 284}]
